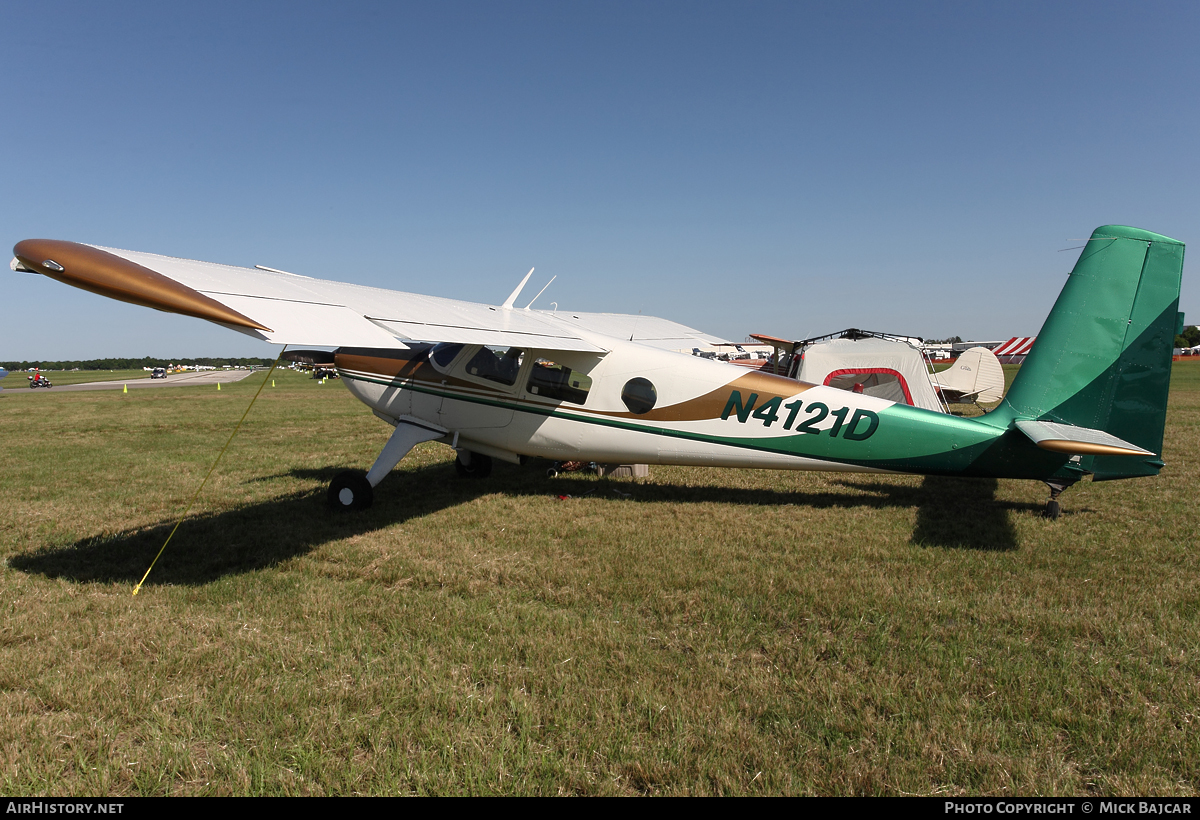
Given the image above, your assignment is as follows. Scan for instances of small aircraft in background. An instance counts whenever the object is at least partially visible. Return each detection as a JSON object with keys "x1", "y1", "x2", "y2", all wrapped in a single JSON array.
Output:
[
  {"x1": 11, "y1": 225, "x2": 1184, "y2": 519},
  {"x1": 277, "y1": 349, "x2": 340, "y2": 380},
  {"x1": 928, "y1": 347, "x2": 1006, "y2": 405}
]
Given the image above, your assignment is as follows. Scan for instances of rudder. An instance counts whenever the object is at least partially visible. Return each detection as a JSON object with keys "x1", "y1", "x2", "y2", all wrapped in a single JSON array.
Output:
[{"x1": 994, "y1": 225, "x2": 1184, "y2": 479}]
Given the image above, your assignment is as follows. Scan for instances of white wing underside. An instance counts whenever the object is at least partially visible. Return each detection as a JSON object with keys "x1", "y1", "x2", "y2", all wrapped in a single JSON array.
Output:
[{"x1": 103, "y1": 247, "x2": 728, "y2": 353}]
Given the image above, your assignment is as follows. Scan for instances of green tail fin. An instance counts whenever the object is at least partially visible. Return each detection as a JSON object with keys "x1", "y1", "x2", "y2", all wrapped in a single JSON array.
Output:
[{"x1": 995, "y1": 225, "x2": 1184, "y2": 479}]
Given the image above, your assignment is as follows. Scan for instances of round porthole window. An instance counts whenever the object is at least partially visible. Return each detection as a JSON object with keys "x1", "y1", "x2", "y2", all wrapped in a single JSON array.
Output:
[{"x1": 621, "y1": 377, "x2": 657, "y2": 414}]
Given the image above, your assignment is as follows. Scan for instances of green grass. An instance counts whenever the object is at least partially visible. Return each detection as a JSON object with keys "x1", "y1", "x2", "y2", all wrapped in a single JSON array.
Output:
[{"x1": 1, "y1": 363, "x2": 1198, "y2": 795}]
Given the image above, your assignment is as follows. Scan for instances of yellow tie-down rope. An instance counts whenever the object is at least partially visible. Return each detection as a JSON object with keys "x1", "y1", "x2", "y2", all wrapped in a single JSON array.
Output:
[{"x1": 133, "y1": 347, "x2": 287, "y2": 596}]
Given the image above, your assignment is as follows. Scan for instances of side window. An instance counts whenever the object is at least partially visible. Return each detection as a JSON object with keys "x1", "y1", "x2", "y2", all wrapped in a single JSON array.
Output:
[
  {"x1": 429, "y1": 342, "x2": 465, "y2": 374},
  {"x1": 464, "y1": 346, "x2": 525, "y2": 386},
  {"x1": 527, "y1": 358, "x2": 592, "y2": 405}
]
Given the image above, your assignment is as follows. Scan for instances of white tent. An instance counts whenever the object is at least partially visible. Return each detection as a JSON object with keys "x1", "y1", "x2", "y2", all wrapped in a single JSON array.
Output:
[{"x1": 794, "y1": 335, "x2": 946, "y2": 413}]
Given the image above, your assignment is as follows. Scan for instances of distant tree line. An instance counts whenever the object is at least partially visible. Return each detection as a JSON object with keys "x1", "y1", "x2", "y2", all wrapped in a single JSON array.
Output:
[
  {"x1": 926, "y1": 336, "x2": 963, "y2": 344},
  {"x1": 0, "y1": 357, "x2": 276, "y2": 371},
  {"x1": 1176, "y1": 326, "x2": 1200, "y2": 349}
]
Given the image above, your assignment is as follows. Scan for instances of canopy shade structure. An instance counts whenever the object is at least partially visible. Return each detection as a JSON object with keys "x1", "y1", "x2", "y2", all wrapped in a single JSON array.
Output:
[{"x1": 792, "y1": 331, "x2": 946, "y2": 413}]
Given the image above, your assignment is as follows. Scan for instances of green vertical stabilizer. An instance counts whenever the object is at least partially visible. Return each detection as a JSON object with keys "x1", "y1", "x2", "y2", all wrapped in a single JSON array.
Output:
[{"x1": 991, "y1": 226, "x2": 1184, "y2": 479}]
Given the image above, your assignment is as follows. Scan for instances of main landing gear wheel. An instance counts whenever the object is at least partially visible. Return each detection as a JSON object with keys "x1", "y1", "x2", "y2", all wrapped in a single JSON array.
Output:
[
  {"x1": 454, "y1": 452, "x2": 493, "y2": 479},
  {"x1": 328, "y1": 470, "x2": 373, "y2": 511}
]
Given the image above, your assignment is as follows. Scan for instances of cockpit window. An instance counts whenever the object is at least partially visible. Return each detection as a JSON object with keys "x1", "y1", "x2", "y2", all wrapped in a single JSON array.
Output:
[
  {"x1": 430, "y1": 342, "x2": 465, "y2": 373},
  {"x1": 527, "y1": 358, "x2": 592, "y2": 405},
  {"x1": 464, "y1": 346, "x2": 525, "y2": 386}
]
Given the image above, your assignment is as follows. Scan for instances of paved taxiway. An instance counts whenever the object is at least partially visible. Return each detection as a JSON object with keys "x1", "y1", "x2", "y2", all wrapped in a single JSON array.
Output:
[{"x1": 1, "y1": 369, "x2": 258, "y2": 394}]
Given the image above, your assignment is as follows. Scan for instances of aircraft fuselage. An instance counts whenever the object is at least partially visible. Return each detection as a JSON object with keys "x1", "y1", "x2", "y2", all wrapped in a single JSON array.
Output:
[{"x1": 335, "y1": 338, "x2": 1076, "y2": 483}]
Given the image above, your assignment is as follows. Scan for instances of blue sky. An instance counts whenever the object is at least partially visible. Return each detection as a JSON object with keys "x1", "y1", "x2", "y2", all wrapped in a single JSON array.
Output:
[{"x1": 3, "y1": 1, "x2": 1198, "y2": 360}]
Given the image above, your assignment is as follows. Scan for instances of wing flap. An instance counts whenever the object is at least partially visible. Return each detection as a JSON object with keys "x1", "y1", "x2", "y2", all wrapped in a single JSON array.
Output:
[
  {"x1": 548, "y1": 311, "x2": 730, "y2": 350},
  {"x1": 215, "y1": 296, "x2": 409, "y2": 348},
  {"x1": 367, "y1": 318, "x2": 604, "y2": 352}
]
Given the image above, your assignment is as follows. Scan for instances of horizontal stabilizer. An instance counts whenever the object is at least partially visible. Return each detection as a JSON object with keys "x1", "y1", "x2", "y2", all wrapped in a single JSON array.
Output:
[{"x1": 1014, "y1": 420, "x2": 1154, "y2": 457}]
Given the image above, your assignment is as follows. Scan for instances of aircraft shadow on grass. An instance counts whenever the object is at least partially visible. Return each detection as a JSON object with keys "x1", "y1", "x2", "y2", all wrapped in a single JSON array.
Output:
[{"x1": 10, "y1": 462, "x2": 1049, "y2": 586}]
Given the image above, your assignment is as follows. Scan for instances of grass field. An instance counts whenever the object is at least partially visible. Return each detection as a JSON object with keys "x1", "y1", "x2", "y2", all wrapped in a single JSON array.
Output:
[
  {"x1": 2, "y1": 369, "x2": 152, "y2": 390},
  {"x1": 1, "y1": 362, "x2": 1197, "y2": 795}
]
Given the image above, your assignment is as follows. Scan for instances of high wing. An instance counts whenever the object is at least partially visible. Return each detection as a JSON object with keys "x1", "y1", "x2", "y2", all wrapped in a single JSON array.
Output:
[
  {"x1": 11, "y1": 239, "x2": 728, "y2": 353},
  {"x1": 546, "y1": 311, "x2": 731, "y2": 351}
]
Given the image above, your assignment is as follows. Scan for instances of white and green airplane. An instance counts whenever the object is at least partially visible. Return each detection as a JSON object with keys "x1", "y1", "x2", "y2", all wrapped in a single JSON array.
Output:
[{"x1": 12, "y1": 225, "x2": 1184, "y2": 518}]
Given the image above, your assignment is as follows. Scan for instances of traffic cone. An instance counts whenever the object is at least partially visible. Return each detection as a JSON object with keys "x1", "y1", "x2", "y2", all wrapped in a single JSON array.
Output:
[
  {"x1": 217, "y1": 382, "x2": 221, "y2": 391},
  {"x1": 123, "y1": 384, "x2": 127, "y2": 394},
  {"x1": 272, "y1": 380, "x2": 275, "y2": 387}
]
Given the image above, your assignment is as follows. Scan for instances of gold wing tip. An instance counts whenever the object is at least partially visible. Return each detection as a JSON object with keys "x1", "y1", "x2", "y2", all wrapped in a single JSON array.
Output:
[{"x1": 13, "y1": 239, "x2": 269, "y2": 332}]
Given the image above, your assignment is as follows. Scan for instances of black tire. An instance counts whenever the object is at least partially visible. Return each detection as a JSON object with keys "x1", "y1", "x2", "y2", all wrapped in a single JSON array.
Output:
[
  {"x1": 454, "y1": 452, "x2": 493, "y2": 479},
  {"x1": 1045, "y1": 499, "x2": 1061, "y2": 520},
  {"x1": 328, "y1": 470, "x2": 373, "y2": 511},
  {"x1": 546, "y1": 468, "x2": 559, "y2": 478}
]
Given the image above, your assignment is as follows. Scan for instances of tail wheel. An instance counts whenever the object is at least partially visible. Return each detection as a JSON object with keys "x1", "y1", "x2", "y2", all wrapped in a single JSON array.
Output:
[
  {"x1": 328, "y1": 470, "x2": 373, "y2": 511},
  {"x1": 1045, "y1": 499, "x2": 1061, "y2": 520},
  {"x1": 454, "y1": 452, "x2": 492, "y2": 479}
]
